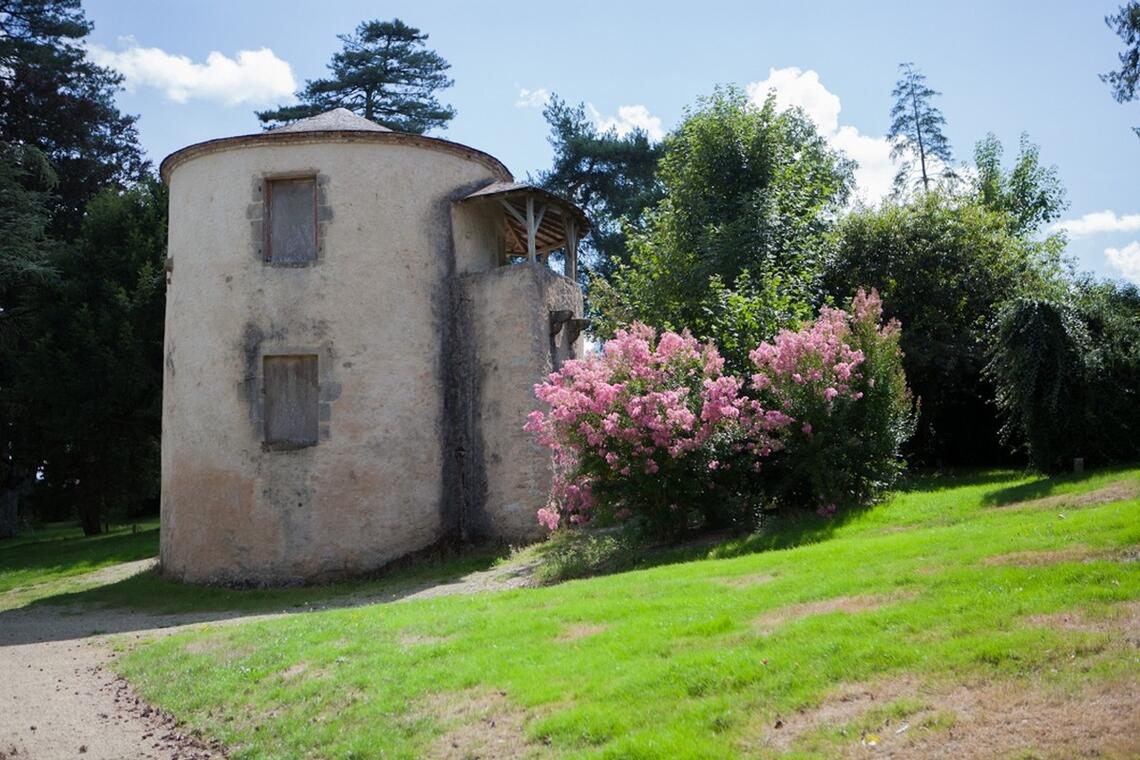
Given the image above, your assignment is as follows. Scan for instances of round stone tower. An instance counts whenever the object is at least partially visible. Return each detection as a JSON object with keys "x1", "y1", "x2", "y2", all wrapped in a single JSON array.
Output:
[{"x1": 160, "y1": 109, "x2": 587, "y2": 584}]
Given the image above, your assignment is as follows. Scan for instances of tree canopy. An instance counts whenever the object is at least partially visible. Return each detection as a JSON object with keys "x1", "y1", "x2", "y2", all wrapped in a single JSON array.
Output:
[
  {"x1": 825, "y1": 192, "x2": 1067, "y2": 464},
  {"x1": 12, "y1": 182, "x2": 167, "y2": 534},
  {"x1": 592, "y1": 87, "x2": 854, "y2": 368},
  {"x1": 257, "y1": 19, "x2": 456, "y2": 133},
  {"x1": 972, "y1": 132, "x2": 1067, "y2": 235}
]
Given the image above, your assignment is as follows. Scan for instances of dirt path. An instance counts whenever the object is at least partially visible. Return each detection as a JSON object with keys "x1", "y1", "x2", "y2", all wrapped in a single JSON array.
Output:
[{"x1": 0, "y1": 557, "x2": 538, "y2": 759}]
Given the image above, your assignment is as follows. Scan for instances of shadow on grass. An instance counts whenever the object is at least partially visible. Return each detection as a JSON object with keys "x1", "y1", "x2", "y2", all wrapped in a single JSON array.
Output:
[
  {"x1": 0, "y1": 546, "x2": 508, "y2": 647},
  {"x1": 979, "y1": 463, "x2": 1140, "y2": 507},
  {"x1": 533, "y1": 503, "x2": 872, "y2": 583},
  {"x1": 895, "y1": 468, "x2": 1029, "y2": 494},
  {"x1": 0, "y1": 527, "x2": 160, "y2": 591}
]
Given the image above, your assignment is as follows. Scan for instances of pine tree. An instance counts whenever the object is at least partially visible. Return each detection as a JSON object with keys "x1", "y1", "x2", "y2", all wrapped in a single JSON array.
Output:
[
  {"x1": 0, "y1": 0, "x2": 147, "y2": 233},
  {"x1": 257, "y1": 19, "x2": 456, "y2": 133},
  {"x1": 537, "y1": 96, "x2": 664, "y2": 280},
  {"x1": 887, "y1": 63, "x2": 954, "y2": 194}
]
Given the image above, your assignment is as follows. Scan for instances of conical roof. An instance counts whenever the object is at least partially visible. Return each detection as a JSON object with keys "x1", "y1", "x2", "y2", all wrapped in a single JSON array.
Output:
[{"x1": 271, "y1": 108, "x2": 393, "y2": 134}]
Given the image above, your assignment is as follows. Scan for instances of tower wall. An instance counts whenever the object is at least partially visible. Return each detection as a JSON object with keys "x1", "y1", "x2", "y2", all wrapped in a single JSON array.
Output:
[{"x1": 161, "y1": 139, "x2": 501, "y2": 584}]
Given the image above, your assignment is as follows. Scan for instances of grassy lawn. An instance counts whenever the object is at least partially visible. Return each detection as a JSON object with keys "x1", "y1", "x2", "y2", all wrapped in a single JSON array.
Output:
[
  {"x1": 106, "y1": 467, "x2": 1140, "y2": 759},
  {"x1": 0, "y1": 518, "x2": 160, "y2": 610}
]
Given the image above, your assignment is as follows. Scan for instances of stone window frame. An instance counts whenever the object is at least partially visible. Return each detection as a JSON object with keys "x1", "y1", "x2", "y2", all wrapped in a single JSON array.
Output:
[
  {"x1": 251, "y1": 343, "x2": 339, "y2": 452},
  {"x1": 248, "y1": 170, "x2": 332, "y2": 267}
]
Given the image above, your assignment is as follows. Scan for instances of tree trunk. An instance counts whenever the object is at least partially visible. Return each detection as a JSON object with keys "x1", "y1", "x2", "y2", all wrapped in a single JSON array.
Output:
[
  {"x1": 79, "y1": 499, "x2": 103, "y2": 536},
  {"x1": 0, "y1": 488, "x2": 18, "y2": 539},
  {"x1": 78, "y1": 470, "x2": 104, "y2": 536},
  {"x1": 911, "y1": 87, "x2": 929, "y2": 192}
]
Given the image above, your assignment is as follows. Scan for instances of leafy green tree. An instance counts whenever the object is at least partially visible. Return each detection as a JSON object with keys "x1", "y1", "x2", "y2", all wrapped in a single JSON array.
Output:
[
  {"x1": 0, "y1": 0, "x2": 146, "y2": 233},
  {"x1": 537, "y1": 96, "x2": 664, "y2": 279},
  {"x1": 826, "y1": 192, "x2": 1066, "y2": 465},
  {"x1": 257, "y1": 19, "x2": 455, "y2": 133},
  {"x1": 13, "y1": 182, "x2": 167, "y2": 534},
  {"x1": 594, "y1": 87, "x2": 854, "y2": 369},
  {"x1": 1102, "y1": 1, "x2": 1140, "y2": 136},
  {"x1": 888, "y1": 63, "x2": 954, "y2": 194},
  {"x1": 973, "y1": 132, "x2": 1067, "y2": 235}
]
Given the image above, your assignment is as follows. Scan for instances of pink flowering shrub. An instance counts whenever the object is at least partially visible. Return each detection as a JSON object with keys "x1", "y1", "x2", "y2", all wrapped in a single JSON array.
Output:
[
  {"x1": 527, "y1": 289, "x2": 913, "y2": 534},
  {"x1": 749, "y1": 288, "x2": 914, "y2": 512},
  {"x1": 524, "y1": 324, "x2": 789, "y2": 533}
]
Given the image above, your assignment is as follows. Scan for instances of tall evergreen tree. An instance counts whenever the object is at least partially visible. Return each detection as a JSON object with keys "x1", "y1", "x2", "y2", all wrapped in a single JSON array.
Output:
[
  {"x1": 0, "y1": 0, "x2": 147, "y2": 233},
  {"x1": 257, "y1": 19, "x2": 456, "y2": 133},
  {"x1": 537, "y1": 96, "x2": 664, "y2": 280},
  {"x1": 887, "y1": 63, "x2": 954, "y2": 194},
  {"x1": 1102, "y1": 1, "x2": 1140, "y2": 136}
]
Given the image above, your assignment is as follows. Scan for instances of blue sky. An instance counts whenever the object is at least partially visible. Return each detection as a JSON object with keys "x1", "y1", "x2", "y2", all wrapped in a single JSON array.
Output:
[{"x1": 83, "y1": 0, "x2": 1140, "y2": 283}]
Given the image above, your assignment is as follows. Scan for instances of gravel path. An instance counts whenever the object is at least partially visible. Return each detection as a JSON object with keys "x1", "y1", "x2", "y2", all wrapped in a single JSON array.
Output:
[{"x1": 0, "y1": 557, "x2": 537, "y2": 759}]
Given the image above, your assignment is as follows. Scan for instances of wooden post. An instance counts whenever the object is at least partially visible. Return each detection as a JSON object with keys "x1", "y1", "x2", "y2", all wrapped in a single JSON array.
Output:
[
  {"x1": 564, "y1": 218, "x2": 578, "y2": 281},
  {"x1": 526, "y1": 195, "x2": 536, "y2": 263}
]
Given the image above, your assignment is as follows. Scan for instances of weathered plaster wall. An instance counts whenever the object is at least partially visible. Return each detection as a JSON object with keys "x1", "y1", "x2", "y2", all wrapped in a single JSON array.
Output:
[
  {"x1": 450, "y1": 202, "x2": 503, "y2": 274},
  {"x1": 459, "y1": 264, "x2": 584, "y2": 541},
  {"x1": 161, "y1": 140, "x2": 499, "y2": 584}
]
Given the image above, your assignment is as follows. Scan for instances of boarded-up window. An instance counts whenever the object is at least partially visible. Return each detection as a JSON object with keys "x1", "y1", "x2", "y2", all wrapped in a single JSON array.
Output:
[
  {"x1": 263, "y1": 355, "x2": 319, "y2": 447},
  {"x1": 266, "y1": 178, "x2": 317, "y2": 263}
]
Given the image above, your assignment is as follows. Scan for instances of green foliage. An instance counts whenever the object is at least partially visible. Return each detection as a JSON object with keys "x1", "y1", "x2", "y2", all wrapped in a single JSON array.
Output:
[
  {"x1": 12, "y1": 182, "x2": 168, "y2": 534},
  {"x1": 973, "y1": 133, "x2": 1068, "y2": 235},
  {"x1": 888, "y1": 63, "x2": 955, "y2": 193},
  {"x1": 595, "y1": 86, "x2": 853, "y2": 369},
  {"x1": 987, "y1": 283, "x2": 1140, "y2": 471},
  {"x1": 0, "y1": 0, "x2": 146, "y2": 232},
  {"x1": 1102, "y1": 1, "x2": 1140, "y2": 136},
  {"x1": 537, "y1": 96, "x2": 664, "y2": 279},
  {"x1": 826, "y1": 192, "x2": 1067, "y2": 464},
  {"x1": 257, "y1": 19, "x2": 455, "y2": 133}
]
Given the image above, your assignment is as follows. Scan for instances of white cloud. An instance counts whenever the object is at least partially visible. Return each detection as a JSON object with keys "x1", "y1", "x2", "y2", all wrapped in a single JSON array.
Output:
[
  {"x1": 587, "y1": 103, "x2": 665, "y2": 141},
  {"x1": 1106, "y1": 241, "x2": 1140, "y2": 284},
  {"x1": 515, "y1": 87, "x2": 551, "y2": 109},
  {"x1": 1049, "y1": 210, "x2": 1140, "y2": 238},
  {"x1": 747, "y1": 67, "x2": 840, "y2": 133},
  {"x1": 87, "y1": 38, "x2": 295, "y2": 106},
  {"x1": 515, "y1": 86, "x2": 665, "y2": 142},
  {"x1": 746, "y1": 66, "x2": 895, "y2": 205}
]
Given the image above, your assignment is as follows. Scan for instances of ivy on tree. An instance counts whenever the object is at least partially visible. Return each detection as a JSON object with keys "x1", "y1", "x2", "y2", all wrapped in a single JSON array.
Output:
[
  {"x1": 257, "y1": 19, "x2": 456, "y2": 134},
  {"x1": 888, "y1": 63, "x2": 954, "y2": 194}
]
